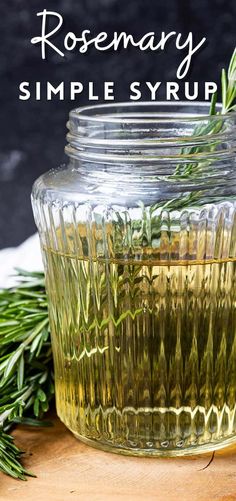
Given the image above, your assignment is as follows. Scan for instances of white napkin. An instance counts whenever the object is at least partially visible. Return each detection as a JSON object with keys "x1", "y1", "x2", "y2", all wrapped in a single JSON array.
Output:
[{"x1": 0, "y1": 233, "x2": 43, "y2": 288}]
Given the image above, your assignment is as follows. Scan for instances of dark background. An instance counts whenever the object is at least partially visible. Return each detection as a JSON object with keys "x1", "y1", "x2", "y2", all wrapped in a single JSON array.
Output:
[{"x1": 0, "y1": 0, "x2": 235, "y2": 249}]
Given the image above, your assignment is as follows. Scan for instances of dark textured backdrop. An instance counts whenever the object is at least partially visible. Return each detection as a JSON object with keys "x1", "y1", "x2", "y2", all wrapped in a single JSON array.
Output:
[{"x1": 0, "y1": 0, "x2": 235, "y2": 249}]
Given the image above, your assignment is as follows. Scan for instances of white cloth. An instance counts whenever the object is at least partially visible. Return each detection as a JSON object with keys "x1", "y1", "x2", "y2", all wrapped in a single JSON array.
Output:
[{"x1": 0, "y1": 233, "x2": 43, "y2": 288}]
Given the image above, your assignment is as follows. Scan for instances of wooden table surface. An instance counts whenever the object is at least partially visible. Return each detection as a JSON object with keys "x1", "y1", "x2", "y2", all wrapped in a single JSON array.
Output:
[{"x1": 0, "y1": 414, "x2": 236, "y2": 501}]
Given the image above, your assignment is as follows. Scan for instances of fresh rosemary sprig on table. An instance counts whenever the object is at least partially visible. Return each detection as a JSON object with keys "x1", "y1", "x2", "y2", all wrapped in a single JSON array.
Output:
[{"x1": 0, "y1": 270, "x2": 53, "y2": 480}]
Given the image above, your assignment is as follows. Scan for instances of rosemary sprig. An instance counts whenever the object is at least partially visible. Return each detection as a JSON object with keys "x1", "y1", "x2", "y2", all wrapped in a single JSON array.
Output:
[
  {"x1": 173, "y1": 48, "x2": 236, "y2": 180},
  {"x1": 149, "y1": 49, "x2": 236, "y2": 218},
  {"x1": 0, "y1": 271, "x2": 53, "y2": 480}
]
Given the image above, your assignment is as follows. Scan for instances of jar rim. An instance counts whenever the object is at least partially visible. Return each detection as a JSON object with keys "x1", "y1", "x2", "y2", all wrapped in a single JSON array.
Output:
[
  {"x1": 66, "y1": 100, "x2": 236, "y2": 163},
  {"x1": 69, "y1": 101, "x2": 236, "y2": 125}
]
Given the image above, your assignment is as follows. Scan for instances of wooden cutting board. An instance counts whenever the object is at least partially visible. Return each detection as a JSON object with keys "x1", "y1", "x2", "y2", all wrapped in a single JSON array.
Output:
[{"x1": 0, "y1": 413, "x2": 236, "y2": 501}]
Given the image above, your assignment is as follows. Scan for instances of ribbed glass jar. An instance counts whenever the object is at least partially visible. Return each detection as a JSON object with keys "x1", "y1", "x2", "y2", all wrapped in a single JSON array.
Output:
[{"x1": 32, "y1": 102, "x2": 236, "y2": 456}]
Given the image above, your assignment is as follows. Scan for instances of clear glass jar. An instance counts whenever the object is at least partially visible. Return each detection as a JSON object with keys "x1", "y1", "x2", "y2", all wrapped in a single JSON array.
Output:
[{"x1": 32, "y1": 102, "x2": 236, "y2": 456}]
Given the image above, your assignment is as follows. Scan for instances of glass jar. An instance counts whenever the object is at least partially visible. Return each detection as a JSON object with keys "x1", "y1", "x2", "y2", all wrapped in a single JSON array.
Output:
[{"x1": 31, "y1": 102, "x2": 236, "y2": 456}]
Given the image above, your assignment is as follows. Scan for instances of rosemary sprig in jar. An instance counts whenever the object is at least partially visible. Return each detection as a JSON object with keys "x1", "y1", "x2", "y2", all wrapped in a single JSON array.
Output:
[
  {"x1": 0, "y1": 49, "x2": 235, "y2": 482},
  {"x1": 148, "y1": 48, "x2": 236, "y2": 219}
]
